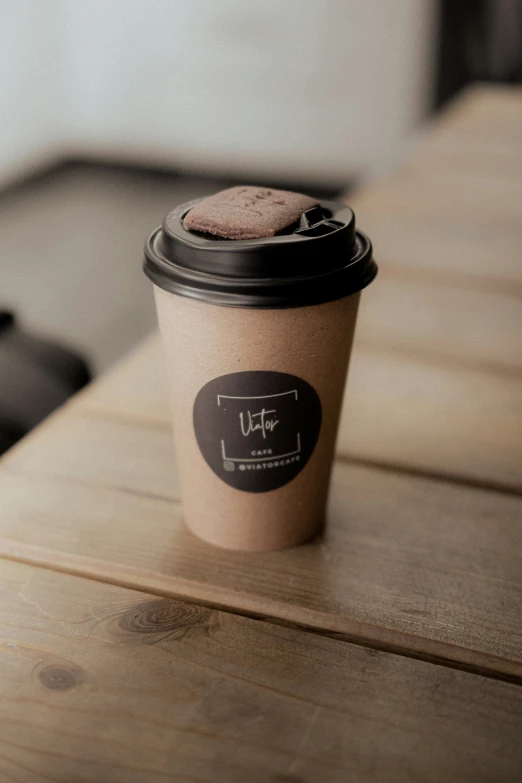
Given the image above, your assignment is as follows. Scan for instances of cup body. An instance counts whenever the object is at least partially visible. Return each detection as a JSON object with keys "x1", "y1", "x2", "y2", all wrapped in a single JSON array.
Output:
[{"x1": 154, "y1": 286, "x2": 360, "y2": 551}]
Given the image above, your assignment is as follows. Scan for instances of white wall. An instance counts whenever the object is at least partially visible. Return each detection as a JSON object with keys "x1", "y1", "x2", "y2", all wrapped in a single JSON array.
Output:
[
  {"x1": 0, "y1": 0, "x2": 67, "y2": 185},
  {"x1": 0, "y1": 0, "x2": 438, "y2": 187}
]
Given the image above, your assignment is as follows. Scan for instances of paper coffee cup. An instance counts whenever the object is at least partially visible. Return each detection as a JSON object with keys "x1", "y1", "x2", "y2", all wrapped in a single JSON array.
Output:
[{"x1": 144, "y1": 198, "x2": 376, "y2": 550}]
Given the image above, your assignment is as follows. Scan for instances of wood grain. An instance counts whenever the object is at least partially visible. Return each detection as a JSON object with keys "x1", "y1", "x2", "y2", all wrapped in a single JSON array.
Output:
[
  {"x1": 351, "y1": 86, "x2": 522, "y2": 289},
  {"x1": 353, "y1": 172, "x2": 522, "y2": 230},
  {"x1": 79, "y1": 334, "x2": 522, "y2": 491},
  {"x1": 349, "y1": 214, "x2": 522, "y2": 290},
  {"x1": 1, "y1": 415, "x2": 521, "y2": 677},
  {"x1": 1, "y1": 559, "x2": 521, "y2": 783},
  {"x1": 1, "y1": 401, "x2": 180, "y2": 500},
  {"x1": 79, "y1": 335, "x2": 170, "y2": 427},
  {"x1": 406, "y1": 134, "x2": 522, "y2": 182},
  {"x1": 357, "y1": 275, "x2": 522, "y2": 372}
]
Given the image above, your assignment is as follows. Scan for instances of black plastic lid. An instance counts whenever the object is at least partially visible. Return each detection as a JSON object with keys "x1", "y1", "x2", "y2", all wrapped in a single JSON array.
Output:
[{"x1": 143, "y1": 197, "x2": 377, "y2": 309}]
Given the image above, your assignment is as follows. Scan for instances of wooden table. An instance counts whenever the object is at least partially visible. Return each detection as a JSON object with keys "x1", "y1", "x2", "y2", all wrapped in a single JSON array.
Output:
[{"x1": 1, "y1": 85, "x2": 521, "y2": 782}]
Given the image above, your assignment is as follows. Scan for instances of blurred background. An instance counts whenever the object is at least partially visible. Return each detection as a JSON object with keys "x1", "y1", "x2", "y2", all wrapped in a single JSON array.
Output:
[{"x1": 1, "y1": 0, "x2": 521, "y2": 452}]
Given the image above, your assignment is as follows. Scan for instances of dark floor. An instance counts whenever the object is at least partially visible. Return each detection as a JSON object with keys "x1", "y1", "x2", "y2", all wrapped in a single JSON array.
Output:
[{"x1": 1, "y1": 163, "x2": 344, "y2": 375}]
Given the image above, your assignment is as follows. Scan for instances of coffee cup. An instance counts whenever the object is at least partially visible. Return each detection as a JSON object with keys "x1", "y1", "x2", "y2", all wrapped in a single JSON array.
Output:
[{"x1": 144, "y1": 190, "x2": 376, "y2": 550}]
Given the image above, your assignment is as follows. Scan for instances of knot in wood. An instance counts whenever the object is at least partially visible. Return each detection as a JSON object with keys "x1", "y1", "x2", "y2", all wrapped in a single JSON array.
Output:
[
  {"x1": 118, "y1": 599, "x2": 209, "y2": 635},
  {"x1": 38, "y1": 664, "x2": 84, "y2": 691}
]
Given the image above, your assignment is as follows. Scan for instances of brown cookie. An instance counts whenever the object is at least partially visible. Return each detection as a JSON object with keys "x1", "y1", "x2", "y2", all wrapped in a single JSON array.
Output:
[{"x1": 184, "y1": 186, "x2": 318, "y2": 240}]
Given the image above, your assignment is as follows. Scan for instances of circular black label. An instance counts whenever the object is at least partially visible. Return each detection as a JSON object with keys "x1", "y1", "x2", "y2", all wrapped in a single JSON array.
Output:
[{"x1": 193, "y1": 371, "x2": 322, "y2": 493}]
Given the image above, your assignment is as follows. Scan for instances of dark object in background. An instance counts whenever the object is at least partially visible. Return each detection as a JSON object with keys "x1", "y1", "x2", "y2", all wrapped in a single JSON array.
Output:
[
  {"x1": 438, "y1": 0, "x2": 522, "y2": 106},
  {"x1": 0, "y1": 311, "x2": 91, "y2": 455}
]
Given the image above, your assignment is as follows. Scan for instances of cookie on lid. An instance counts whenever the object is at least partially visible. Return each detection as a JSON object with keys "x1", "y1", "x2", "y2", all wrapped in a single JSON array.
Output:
[{"x1": 184, "y1": 186, "x2": 318, "y2": 240}]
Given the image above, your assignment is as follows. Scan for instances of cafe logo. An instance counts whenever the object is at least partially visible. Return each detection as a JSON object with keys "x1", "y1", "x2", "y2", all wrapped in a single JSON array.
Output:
[{"x1": 193, "y1": 371, "x2": 321, "y2": 493}]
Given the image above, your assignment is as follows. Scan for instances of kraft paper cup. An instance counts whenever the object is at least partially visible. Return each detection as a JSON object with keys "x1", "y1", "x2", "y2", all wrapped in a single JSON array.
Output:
[{"x1": 144, "y1": 198, "x2": 376, "y2": 550}]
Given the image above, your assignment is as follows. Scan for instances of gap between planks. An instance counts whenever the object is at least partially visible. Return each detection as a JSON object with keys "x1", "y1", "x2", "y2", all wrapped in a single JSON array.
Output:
[
  {"x1": 335, "y1": 455, "x2": 522, "y2": 501},
  {"x1": 72, "y1": 406, "x2": 522, "y2": 501},
  {"x1": 356, "y1": 339, "x2": 522, "y2": 381},
  {"x1": 0, "y1": 532, "x2": 520, "y2": 687}
]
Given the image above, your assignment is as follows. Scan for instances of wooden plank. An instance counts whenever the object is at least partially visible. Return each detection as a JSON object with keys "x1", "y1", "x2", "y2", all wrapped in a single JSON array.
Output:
[
  {"x1": 1, "y1": 403, "x2": 180, "y2": 501},
  {"x1": 357, "y1": 274, "x2": 522, "y2": 372},
  {"x1": 338, "y1": 190, "x2": 522, "y2": 371},
  {"x1": 1, "y1": 424, "x2": 521, "y2": 677},
  {"x1": 80, "y1": 335, "x2": 522, "y2": 490},
  {"x1": 338, "y1": 349, "x2": 522, "y2": 489},
  {"x1": 1, "y1": 559, "x2": 521, "y2": 783},
  {"x1": 413, "y1": 85, "x2": 522, "y2": 150},
  {"x1": 352, "y1": 173, "x2": 522, "y2": 231},
  {"x1": 78, "y1": 335, "x2": 169, "y2": 427},
  {"x1": 350, "y1": 196, "x2": 522, "y2": 371},
  {"x1": 349, "y1": 87, "x2": 522, "y2": 285},
  {"x1": 350, "y1": 213, "x2": 522, "y2": 290},
  {"x1": 405, "y1": 134, "x2": 522, "y2": 182}
]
